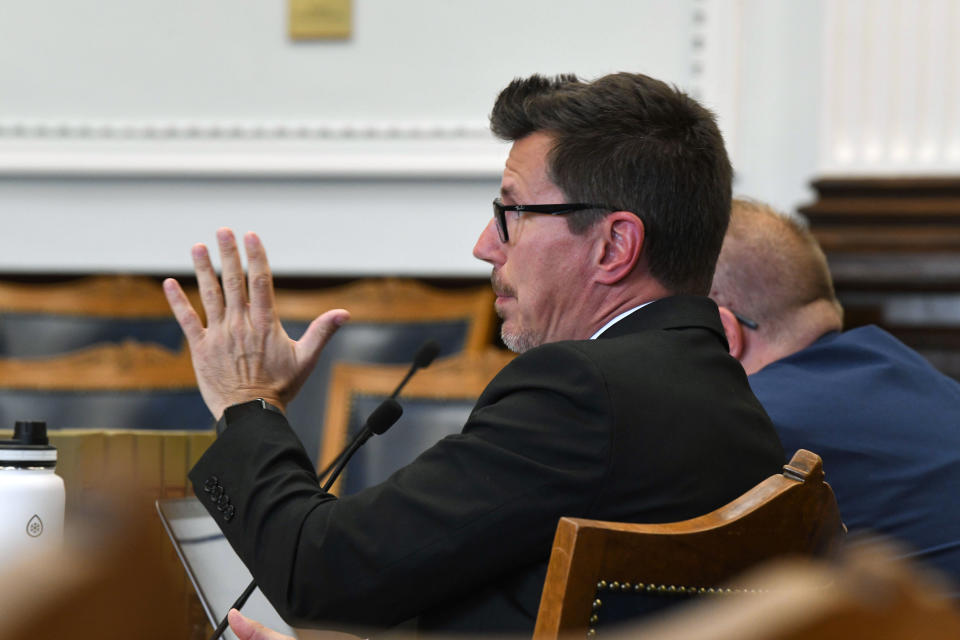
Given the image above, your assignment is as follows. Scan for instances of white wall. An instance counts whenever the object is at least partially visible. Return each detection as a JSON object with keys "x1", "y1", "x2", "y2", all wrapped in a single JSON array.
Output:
[
  {"x1": 727, "y1": 0, "x2": 824, "y2": 213},
  {"x1": 0, "y1": 0, "x2": 697, "y2": 275},
  {"x1": 2, "y1": 1, "x2": 956, "y2": 275}
]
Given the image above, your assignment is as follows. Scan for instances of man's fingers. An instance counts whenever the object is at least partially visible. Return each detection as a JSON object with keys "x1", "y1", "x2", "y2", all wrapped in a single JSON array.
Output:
[
  {"x1": 244, "y1": 232, "x2": 277, "y2": 328},
  {"x1": 227, "y1": 609, "x2": 295, "y2": 640},
  {"x1": 217, "y1": 228, "x2": 248, "y2": 310},
  {"x1": 296, "y1": 309, "x2": 350, "y2": 368},
  {"x1": 192, "y1": 243, "x2": 224, "y2": 323},
  {"x1": 163, "y1": 278, "x2": 205, "y2": 344}
]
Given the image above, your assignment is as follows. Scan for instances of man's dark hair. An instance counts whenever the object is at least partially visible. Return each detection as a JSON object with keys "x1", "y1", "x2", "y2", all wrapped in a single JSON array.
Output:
[{"x1": 490, "y1": 72, "x2": 732, "y2": 295}]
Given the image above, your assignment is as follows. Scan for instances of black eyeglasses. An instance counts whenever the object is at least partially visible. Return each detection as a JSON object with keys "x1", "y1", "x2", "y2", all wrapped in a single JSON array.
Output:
[
  {"x1": 492, "y1": 198, "x2": 611, "y2": 243},
  {"x1": 732, "y1": 311, "x2": 759, "y2": 330}
]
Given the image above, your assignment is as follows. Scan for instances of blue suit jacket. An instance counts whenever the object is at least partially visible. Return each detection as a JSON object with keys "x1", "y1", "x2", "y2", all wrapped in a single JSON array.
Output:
[{"x1": 750, "y1": 325, "x2": 960, "y2": 595}]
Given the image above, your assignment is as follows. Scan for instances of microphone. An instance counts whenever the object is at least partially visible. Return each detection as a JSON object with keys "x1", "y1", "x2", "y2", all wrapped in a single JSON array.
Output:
[
  {"x1": 389, "y1": 340, "x2": 441, "y2": 399},
  {"x1": 317, "y1": 340, "x2": 440, "y2": 482},
  {"x1": 359, "y1": 396, "x2": 405, "y2": 437},
  {"x1": 208, "y1": 342, "x2": 437, "y2": 640},
  {"x1": 321, "y1": 398, "x2": 402, "y2": 489}
]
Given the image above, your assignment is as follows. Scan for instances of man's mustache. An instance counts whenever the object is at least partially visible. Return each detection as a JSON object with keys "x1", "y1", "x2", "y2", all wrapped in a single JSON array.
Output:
[{"x1": 490, "y1": 271, "x2": 516, "y2": 298}]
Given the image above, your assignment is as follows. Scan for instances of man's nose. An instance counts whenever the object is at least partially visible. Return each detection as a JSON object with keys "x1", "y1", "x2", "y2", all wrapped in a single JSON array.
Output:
[{"x1": 473, "y1": 218, "x2": 503, "y2": 264}]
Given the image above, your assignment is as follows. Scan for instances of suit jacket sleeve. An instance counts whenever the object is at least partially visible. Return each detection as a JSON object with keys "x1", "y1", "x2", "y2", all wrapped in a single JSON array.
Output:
[{"x1": 188, "y1": 343, "x2": 615, "y2": 629}]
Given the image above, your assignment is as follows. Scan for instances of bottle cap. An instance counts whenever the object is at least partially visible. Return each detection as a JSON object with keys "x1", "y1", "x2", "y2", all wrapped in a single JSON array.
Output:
[{"x1": 0, "y1": 421, "x2": 57, "y2": 468}]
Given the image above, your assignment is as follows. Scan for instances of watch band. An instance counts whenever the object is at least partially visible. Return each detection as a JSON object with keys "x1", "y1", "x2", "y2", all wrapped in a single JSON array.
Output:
[{"x1": 215, "y1": 397, "x2": 285, "y2": 435}]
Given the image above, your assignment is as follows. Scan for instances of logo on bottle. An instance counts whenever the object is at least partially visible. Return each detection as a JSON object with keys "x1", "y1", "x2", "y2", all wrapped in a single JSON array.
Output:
[{"x1": 26, "y1": 514, "x2": 43, "y2": 537}]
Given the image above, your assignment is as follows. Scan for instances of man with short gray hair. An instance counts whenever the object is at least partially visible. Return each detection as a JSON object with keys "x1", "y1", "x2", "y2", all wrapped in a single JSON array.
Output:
[{"x1": 711, "y1": 198, "x2": 960, "y2": 595}]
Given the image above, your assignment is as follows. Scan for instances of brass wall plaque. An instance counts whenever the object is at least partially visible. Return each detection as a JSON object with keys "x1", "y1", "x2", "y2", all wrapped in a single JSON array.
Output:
[{"x1": 289, "y1": 0, "x2": 352, "y2": 40}]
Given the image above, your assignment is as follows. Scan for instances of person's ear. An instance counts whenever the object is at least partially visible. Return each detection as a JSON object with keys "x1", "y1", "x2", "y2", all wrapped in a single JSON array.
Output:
[
  {"x1": 717, "y1": 306, "x2": 745, "y2": 360},
  {"x1": 596, "y1": 212, "x2": 643, "y2": 285}
]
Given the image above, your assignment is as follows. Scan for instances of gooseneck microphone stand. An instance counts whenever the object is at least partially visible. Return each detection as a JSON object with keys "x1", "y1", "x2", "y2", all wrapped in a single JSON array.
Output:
[
  {"x1": 209, "y1": 340, "x2": 440, "y2": 640},
  {"x1": 315, "y1": 340, "x2": 440, "y2": 484}
]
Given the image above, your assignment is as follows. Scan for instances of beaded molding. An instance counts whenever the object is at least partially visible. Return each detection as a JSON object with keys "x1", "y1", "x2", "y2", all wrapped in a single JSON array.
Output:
[
  {"x1": 0, "y1": 119, "x2": 492, "y2": 141},
  {"x1": 0, "y1": 119, "x2": 506, "y2": 178}
]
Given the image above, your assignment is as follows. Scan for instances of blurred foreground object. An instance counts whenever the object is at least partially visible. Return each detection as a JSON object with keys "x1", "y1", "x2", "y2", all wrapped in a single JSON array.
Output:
[
  {"x1": 613, "y1": 541, "x2": 960, "y2": 640},
  {"x1": 0, "y1": 489, "x2": 187, "y2": 640}
]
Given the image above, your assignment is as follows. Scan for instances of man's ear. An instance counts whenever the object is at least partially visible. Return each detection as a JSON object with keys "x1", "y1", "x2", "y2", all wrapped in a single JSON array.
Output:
[
  {"x1": 596, "y1": 212, "x2": 643, "y2": 285},
  {"x1": 717, "y1": 306, "x2": 745, "y2": 360}
]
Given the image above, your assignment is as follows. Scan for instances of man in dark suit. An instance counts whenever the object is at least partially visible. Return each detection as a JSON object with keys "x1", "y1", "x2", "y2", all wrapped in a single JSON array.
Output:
[
  {"x1": 710, "y1": 198, "x2": 960, "y2": 596},
  {"x1": 163, "y1": 73, "x2": 783, "y2": 637}
]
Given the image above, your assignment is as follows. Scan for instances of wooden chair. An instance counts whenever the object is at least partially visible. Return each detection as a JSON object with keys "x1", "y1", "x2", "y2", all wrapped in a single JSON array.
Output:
[
  {"x1": 275, "y1": 278, "x2": 496, "y2": 466},
  {"x1": 0, "y1": 276, "x2": 193, "y2": 356},
  {"x1": 0, "y1": 340, "x2": 210, "y2": 431},
  {"x1": 319, "y1": 348, "x2": 514, "y2": 495},
  {"x1": 533, "y1": 449, "x2": 845, "y2": 639}
]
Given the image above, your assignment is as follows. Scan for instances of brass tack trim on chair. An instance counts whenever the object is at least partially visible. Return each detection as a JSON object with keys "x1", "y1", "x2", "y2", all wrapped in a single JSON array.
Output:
[{"x1": 587, "y1": 579, "x2": 772, "y2": 637}]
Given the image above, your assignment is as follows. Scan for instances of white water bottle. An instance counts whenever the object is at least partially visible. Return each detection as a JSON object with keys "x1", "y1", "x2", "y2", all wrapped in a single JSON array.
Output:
[{"x1": 0, "y1": 421, "x2": 65, "y2": 568}]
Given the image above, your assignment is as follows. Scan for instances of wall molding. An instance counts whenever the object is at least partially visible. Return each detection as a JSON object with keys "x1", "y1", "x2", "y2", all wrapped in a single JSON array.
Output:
[
  {"x1": 0, "y1": 118, "x2": 493, "y2": 140},
  {"x1": 819, "y1": 0, "x2": 960, "y2": 174},
  {"x1": 0, "y1": 118, "x2": 507, "y2": 178}
]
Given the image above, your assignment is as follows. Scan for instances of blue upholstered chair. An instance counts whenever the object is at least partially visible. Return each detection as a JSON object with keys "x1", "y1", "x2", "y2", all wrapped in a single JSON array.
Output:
[
  {"x1": 276, "y1": 279, "x2": 496, "y2": 465},
  {"x1": 0, "y1": 341, "x2": 210, "y2": 431},
  {"x1": 0, "y1": 276, "x2": 189, "y2": 356},
  {"x1": 318, "y1": 348, "x2": 514, "y2": 495}
]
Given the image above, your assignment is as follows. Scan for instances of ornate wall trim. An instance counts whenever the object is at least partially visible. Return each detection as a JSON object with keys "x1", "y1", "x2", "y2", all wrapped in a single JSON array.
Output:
[
  {"x1": 0, "y1": 119, "x2": 492, "y2": 140},
  {"x1": 0, "y1": 119, "x2": 505, "y2": 178}
]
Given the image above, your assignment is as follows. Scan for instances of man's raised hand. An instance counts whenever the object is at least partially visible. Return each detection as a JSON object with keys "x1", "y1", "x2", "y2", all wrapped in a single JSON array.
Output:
[{"x1": 163, "y1": 228, "x2": 349, "y2": 419}]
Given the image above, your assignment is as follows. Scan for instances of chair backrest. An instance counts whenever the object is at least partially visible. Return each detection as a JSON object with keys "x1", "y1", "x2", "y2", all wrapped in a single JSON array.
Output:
[
  {"x1": 0, "y1": 276, "x2": 192, "y2": 356},
  {"x1": 276, "y1": 278, "x2": 496, "y2": 465},
  {"x1": 533, "y1": 449, "x2": 846, "y2": 639},
  {"x1": 319, "y1": 348, "x2": 514, "y2": 495},
  {"x1": 0, "y1": 341, "x2": 210, "y2": 430}
]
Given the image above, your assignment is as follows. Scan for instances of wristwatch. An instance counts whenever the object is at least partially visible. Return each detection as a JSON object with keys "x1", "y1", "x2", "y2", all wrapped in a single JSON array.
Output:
[{"x1": 215, "y1": 398, "x2": 285, "y2": 435}]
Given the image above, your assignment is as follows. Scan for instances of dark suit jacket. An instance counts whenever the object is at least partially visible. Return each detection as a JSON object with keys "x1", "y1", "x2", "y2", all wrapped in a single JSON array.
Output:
[
  {"x1": 750, "y1": 326, "x2": 960, "y2": 596},
  {"x1": 189, "y1": 296, "x2": 783, "y2": 634}
]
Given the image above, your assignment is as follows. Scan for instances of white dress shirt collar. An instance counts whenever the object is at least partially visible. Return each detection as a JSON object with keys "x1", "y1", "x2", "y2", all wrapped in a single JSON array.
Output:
[{"x1": 589, "y1": 301, "x2": 655, "y2": 340}]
